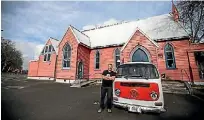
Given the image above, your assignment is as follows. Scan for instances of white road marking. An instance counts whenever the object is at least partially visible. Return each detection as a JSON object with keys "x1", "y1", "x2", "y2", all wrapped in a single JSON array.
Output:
[{"x1": 4, "y1": 86, "x2": 25, "y2": 89}]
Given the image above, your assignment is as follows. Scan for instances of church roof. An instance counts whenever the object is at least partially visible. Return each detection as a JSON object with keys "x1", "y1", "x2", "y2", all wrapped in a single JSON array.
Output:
[
  {"x1": 50, "y1": 37, "x2": 60, "y2": 53},
  {"x1": 70, "y1": 25, "x2": 91, "y2": 47},
  {"x1": 81, "y1": 14, "x2": 189, "y2": 48},
  {"x1": 42, "y1": 13, "x2": 190, "y2": 53},
  {"x1": 34, "y1": 13, "x2": 190, "y2": 61}
]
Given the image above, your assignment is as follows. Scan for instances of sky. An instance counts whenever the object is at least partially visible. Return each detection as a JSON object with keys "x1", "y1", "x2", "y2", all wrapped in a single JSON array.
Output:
[{"x1": 1, "y1": 1, "x2": 172, "y2": 69}]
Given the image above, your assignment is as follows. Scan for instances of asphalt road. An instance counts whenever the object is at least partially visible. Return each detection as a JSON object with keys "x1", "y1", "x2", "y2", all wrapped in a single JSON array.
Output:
[{"x1": 1, "y1": 75, "x2": 204, "y2": 120}]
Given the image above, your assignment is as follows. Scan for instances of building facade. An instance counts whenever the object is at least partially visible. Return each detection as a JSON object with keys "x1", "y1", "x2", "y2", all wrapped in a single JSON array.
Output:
[{"x1": 28, "y1": 8, "x2": 204, "y2": 84}]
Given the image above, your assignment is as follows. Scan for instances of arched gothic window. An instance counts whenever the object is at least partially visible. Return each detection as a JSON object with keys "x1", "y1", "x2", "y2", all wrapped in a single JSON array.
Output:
[
  {"x1": 115, "y1": 48, "x2": 120, "y2": 68},
  {"x1": 62, "y1": 43, "x2": 71, "y2": 68},
  {"x1": 95, "y1": 50, "x2": 100, "y2": 69},
  {"x1": 164, "y1": 43, "x2": 176, "y2": 69}
]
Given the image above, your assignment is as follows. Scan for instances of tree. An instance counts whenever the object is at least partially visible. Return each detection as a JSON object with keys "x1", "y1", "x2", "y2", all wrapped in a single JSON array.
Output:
[
  {"x1": 177, "y1": 1, "x2": 204, "y2": 43},
  {"x1": 1, "y1": 38, "x2": 23, "y2": 72}
]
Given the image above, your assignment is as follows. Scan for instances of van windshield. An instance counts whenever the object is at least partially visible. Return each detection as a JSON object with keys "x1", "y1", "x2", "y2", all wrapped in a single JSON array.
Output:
[{"x1": 116, "y1": 64, "x2": 159, "y2": 79}]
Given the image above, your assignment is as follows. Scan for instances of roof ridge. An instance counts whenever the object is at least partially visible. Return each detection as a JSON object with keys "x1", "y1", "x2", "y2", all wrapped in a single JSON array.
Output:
[
  {"x1": 82, "y1": 14, "x2": 170, "y2": 32},
  {"x1": 81, "y1": 21, "x2": 130, "y2": 32},
  {"x1": 70, "y1": 25, "x2": 90, "y2": 38},
  {"x1": 50, "y1": 37, "x2": 60, "y2": 41}
]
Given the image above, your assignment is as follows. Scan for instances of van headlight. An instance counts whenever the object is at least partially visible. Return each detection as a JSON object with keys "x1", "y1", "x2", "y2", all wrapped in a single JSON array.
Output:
[
  {"x1": 150, "y1": 91, "x2": 158, "y2": 100},
  {"x1": 115, "y1": 89, "x2": 121, "y2": 96}
]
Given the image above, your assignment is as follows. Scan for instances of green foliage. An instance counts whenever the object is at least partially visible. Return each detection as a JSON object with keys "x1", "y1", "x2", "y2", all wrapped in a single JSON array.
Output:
[{"x1": 1, "y1": 38, "x2": 23, "y2": 72}]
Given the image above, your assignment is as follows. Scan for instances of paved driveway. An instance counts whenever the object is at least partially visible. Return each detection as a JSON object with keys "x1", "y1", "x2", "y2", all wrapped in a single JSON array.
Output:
[{"x1": 1, "y1": 75, "x2": 204, "y2": 120}]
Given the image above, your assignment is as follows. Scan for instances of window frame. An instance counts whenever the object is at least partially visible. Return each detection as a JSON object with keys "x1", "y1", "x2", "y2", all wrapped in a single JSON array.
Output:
[
  {"x1": 116, "y1": 64, "x2": 160, "y2": 79},
  {"x1": 114, "y1": 48, "x2": 120, "y2": 69},
  {"x1": 130, "y1": 46, "x2": 151, "y2": 62},
  {"x1": 164, "y1": 43, "x2": 176, "y2": 69},
  {"x1": 62, "y1": 43, "x2": 71, "y2": 69},
  {"x1": 95, "y1": 50, "x2": 100, "y2": 70},
  {"x1": 43, "y1": 45, "x2": 53, "y2": 62}
]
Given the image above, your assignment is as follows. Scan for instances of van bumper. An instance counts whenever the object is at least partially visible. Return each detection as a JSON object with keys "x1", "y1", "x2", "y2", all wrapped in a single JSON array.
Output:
[{"x1": 113, "y1": 101, "x2": 166, "y2": 113}]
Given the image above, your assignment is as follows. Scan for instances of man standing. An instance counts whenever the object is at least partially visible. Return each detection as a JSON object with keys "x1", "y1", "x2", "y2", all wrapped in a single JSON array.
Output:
[{"x1": 98, "y1": 64, "x2": 116, "y2": 113}]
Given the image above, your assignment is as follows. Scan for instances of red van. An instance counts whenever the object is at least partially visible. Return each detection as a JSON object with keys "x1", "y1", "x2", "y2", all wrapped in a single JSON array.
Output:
[{"x1": 113, "y1": 62, "x2": 166, "y2": 113}]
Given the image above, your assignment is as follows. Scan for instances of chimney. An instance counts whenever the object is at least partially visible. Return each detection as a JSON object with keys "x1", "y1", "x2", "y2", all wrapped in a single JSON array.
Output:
[{"x1": 171, "y1": 0, "x2": 179, "y2": 22}]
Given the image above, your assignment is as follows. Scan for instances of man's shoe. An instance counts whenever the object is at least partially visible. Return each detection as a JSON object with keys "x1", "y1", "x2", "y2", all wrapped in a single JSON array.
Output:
[
  {"x1": 107, "y1": 109, "x2": 112, "y2": 113},
  {"x1": 97, "y1": 108, "x2": 103, "y2": 113}
]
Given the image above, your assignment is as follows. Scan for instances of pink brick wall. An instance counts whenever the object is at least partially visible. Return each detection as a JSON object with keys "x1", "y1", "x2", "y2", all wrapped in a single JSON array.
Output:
[
  {"x1": 56, "y1": 27, "x2": 79, "y2": 80},
  {"x1": 157, "y1": 40, "x2": 191, "y2": 81},
  {"x1": 28, "y1": 27, "x2": 204, "y2": 83},
  {"x1": 121, "y1": 30, "x2": 158, "y2": 66},
  {"x1": 188, "y1": 43, "x2": 204, "y2": 82},
  {"x1": 28, "y1": 39, "x2": 57, "y2": 78},
  {"x1": 36, "y1": 40, "x2": 57, "y2": 78},
  {"x1": 120, "y1": 30, "x2": 202, "y2": 82},
  {"x1": 77, "y1": 44, "x2": 91, "y2": 79},
  {"x1": 89, "y1": 46, "x2": 122, "y2": 79},
  {"x1": 28, "y1": 60, "x2": 39, "y2": 77}
]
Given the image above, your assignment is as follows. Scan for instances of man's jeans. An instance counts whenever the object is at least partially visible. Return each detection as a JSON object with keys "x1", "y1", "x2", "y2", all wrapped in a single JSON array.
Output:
[{"x1": 100, "y1": 86, "x2": 113, "y2": 109}]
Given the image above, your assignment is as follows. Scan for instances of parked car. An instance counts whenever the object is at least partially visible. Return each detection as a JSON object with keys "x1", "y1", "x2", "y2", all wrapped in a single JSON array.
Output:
[{"x1": 113, "y1": 62, "x2": 166, "y2": 113}]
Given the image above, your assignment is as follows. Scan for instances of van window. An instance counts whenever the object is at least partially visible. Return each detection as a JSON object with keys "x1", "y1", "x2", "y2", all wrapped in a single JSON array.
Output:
[{"x1": 116, "y1": 64, "x2": 159, "y2": 79}]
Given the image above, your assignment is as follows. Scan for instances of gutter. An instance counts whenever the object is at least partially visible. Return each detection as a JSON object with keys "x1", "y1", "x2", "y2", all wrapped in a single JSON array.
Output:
[{"x1": 91, "y1": 43, "x2": 124, "y2": 49}]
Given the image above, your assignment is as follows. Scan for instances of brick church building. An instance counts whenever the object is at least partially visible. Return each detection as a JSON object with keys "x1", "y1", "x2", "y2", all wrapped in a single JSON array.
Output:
[{"x1": 28, "y1": 4, "x2": 204, "y2": 85}]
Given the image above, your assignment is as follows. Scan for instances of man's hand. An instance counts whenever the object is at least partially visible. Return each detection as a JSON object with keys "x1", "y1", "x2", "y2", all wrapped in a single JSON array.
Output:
[
  {"x1": 102, "y1": 75, "x2": 115, "y2": 80},
  {"x1": 102, "y1": 75, "x2": 109, "y2": 80},
  {"x1": 108, "y1": 76, "x2": 115, "y2": 80}
]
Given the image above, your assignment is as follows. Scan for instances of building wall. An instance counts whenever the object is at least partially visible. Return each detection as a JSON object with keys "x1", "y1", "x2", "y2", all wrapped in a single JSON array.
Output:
[
  {"x1": 157, "y1": 40, "x2": 191, "y2": 81},
  {"x1": 77, "y1": 44, "x2": 91, "y2": 79},
  {"x1": 37, "y1": 54, "x2": 57, "y2": 77},
  {"x1": 120, "y1": 30, "x2": 202, "y2": 82},
  {"x1": 89, "y1": 46, "x2": 122, "y2": 79},
  {"x1": 188, "y1": 43, "x2": 204, "y2": 82},
  {"x1": 121, "y1": 30, "x2": 158, "y2": 66},
  {"x1": 28, "y1": 60, "x2": 39, "y2": 77},
  {"x1": 27, "y1": 29, "x2": 204, "y2": 83},
  {"x1": 37, "y1": 40, "x2": 57, "y2": 78},
  {"x1": 56, "y1": 28, "x2": 79, "y2": 80}
]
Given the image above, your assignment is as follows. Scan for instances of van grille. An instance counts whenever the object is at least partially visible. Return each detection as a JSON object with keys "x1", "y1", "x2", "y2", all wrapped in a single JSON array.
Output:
[{"x1": 120, "y1": 82, "x2": 150, "y2": 87}]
